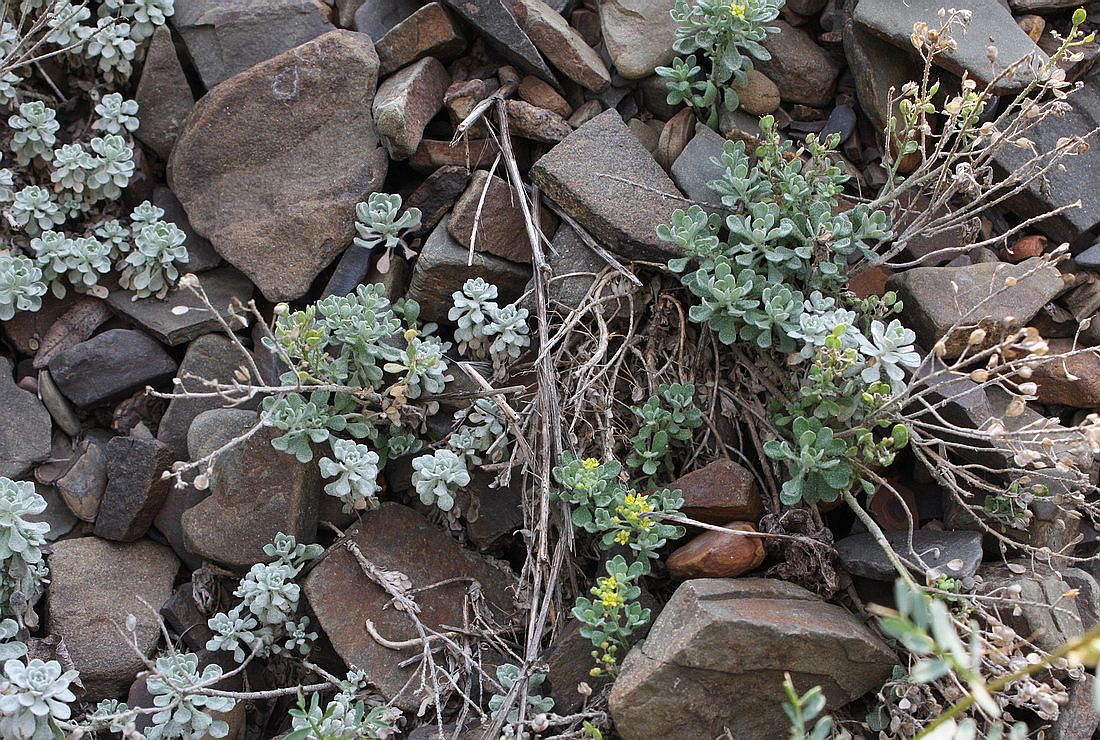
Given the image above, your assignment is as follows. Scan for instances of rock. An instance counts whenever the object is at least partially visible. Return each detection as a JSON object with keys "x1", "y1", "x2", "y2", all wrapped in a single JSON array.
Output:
[
  {"x1": 373, "y1": 57, "x2": 450, "y2": 160},
  {"x1": 639, "y1": 74, "x2": 680, "y2": 120},
  {"x1": 566, "y1": 99, "x2": 602, "y2": 128},
  {"x1": 443, "y1": 77, "x2": 499, "y2": 132},
  {"x1": 788, "y1": 0, "x2": 828, "y2": 13},
  {"x1": 515, "y1": 0, "x2": 610, "y2": 92},
  {"x1": 171, "y1": 0, "x2": 335, "y2": 89},
  {"x1": 106, "y1": 267, "x2": 252, "y2": 346},
  {"x1": 354, "y1": 0, "x2": 419, "y2": 38},
  {"x1": 449, "y1": 170, "x2": 557, "y2": 263},
  {"x1": 32, "y1": 297, "x2": 114, "y2": 372},
  {"x1": 48, "y1": 329, "x2": 177, "y2": 408},
  {"x1": 47, "y1": 537, "x2": 179, "y2": 700},
  {"x1": 1018, "y1": 14, "x2": 1045, "y2": 44},
  {"x1": 756, "y1": 20, "x2": 840, "y2": 107},
  {"x1": 302, "y1": 503, "x2": 515, "y2": 710},
  {"x1": 854, "y1": 0, "x2": 1045, "y2": 95},
  {"x1": 1028, "y1": 339, "x2": 1100, "y2": 408},
  {"x1": 160, "y1": 584, "x2": 213, "y2": 652},
  {"x1": 158, "y1": 334, "x2": 255, "y2": 460},
  {"x1": 599, "y1": 0, "x2": 677, "y2": 79},
  {"x1": 848, "y1": 264, "x2": 892, "y2": 299},
  {"x1": 55, "y1": 436, "x2": 109, "y2": 522},
  {"x1": 409, "y1": 137, "x2": 509, "y2": 171},
  {"x1": 152, "y1": 187, "x2": 221, "y2": 273},
  {"x1": 466, "y1": 471, "x2": 524, "y2": 551},
  {"x1": 1010, "y1": 0, "x2": 1080, "y2": 9},
  {"x1": 505, "y1": 99, "x2": 574, "y2": 142},
  {"x1": 735, "y1": 70, "x2": 781, "y2": 115},
  {"x1": 609, "y1": 578, "x2": 895, "y2": 739},
  {"x1": 1052, "y1": 674, "x2": 1100, "y2": 740},
  {"x1": 519, "y1": 75, "x2": 572, "y2": 119},
  {"x1": 1005, "y1": 235, "x2": 1048, "y2": 264},
  {"x1": 521, "y1": 222, "x2": 607, "y2": 314},
  {"x1": 531, "y1": 109, "x2": 687, "y2": 263},
  {"x1": 94, "y1": 437, "x2": 174, "y2": 541},
  {"x1": 376, "y1": 2, "x2": 466, "y2": 75},
  {"x1": 37, "y1": 370, "x2": 80, "y2": 437},
  {"x1": 444, "y1": 0, "x2": 554, "y2": 82},
  {"x1": 842, "y1": 12, "x2": 920, "y2": 132},
  {"x1": 133, "y1": 26, "x2": 194, "y2": 159},
  {"x1": 628, "y1": 118, "x2": 663, "y2": 152},
  {"x1": 571, "y1": 7, "x2": 601, "y2": 47},
  {"x1": 889, "y1": 258, "x2": 1065, "y2": 358},
  {"x1": 126, "y1": 650, "x2": 245, "y2": 737},
  {"x1": 821, "y1": 103, "x2": 857, "y2": 144},
  {"x1": 670, "y1": 123, "x2": 727, "y2": 212},
  {"x1": 836, "y1": 529, "x2": 984, "y2": 581},
  {"x1": 181, "y1": 409, "x2": 320, "y2": 568},
  {"x1": 993, "y1": 86, "x2": 1100, "y2": 246},
  {"x1": 669, "y1": 459, "x2": 763, "y2": 525},
  {"x1": 168, "y1": 31, "x2": 389, "y2": 302},
  {"x1": 978, "y1": 562, "x2": 1099, "y2": 653},
  {"x1": 405, "y1": 165, "x2": 470, "y2": 237},
  {"x1": 655, "y1": 107, "x2": 696, "y2": 171},
  {"x1": 407, "y1": 216, "x2": 533, "y2": 323},
  {"x1": 1075, "y1": 241, "x2": 1100, "y2": 270},
  {"x1": 667, "y1": 522, "x2": 765, "y2": 579},
  {"x1": 153, "y1": 481, "x2": 207, "y2": 571},
  {"x1": 0, "y1": 356, "x2": 51, "y2": 479}
]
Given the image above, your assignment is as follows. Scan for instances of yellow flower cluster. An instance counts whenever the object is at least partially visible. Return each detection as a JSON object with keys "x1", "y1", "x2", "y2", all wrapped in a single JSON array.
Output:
[
  {"x1": 592, "y1": 574, "x2": 625, "y2": 611},
  {"x1": 729, "y1": 2, "x2": 746, "y2": 20},
  {"x1": 613, "y1": 491, "x2": 656, "y2": 537}
]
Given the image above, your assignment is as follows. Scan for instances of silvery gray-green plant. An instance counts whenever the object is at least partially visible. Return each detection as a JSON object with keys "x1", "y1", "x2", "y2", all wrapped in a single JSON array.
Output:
[
  {"x1": 353, "y1": 192, "x2": 421, "y2": 252},
  {"x1": 92, "y1": 92, "x2": 139, "y2": 135},
  {"x1": 122, "y1": 0, "x2": 175, "y2": 41},
  {"x1": 0, "y1": 657, "x2": 79, "y2": 739},
  {"x1": 318, "y1": 438, "x2": 381, "y2": 512},
  {"x1": 486, "y1": 303, "x2": 531, "y2": 366},
  {"x1": 411, "y1": 448, "x2": 470, "y2": 512},
  {"x1": 856, "y1": 319, "x2": 920, "y2": 394},
  {"x1": 0, "y1": 477, "x2": 49, "y2": 623},
  {"x1": 45, "y1": 0, "x2": 90, "y2": 46},
  {"x1": 449, "y1": 277, "x2": 498, "y2": 356},
  {"x1": 7, "y1": 186, "x2": 65, "y2": 235},
  {"x1": 130, "y1": 199, "x2": 164, "y2": 227},
  {"x1": 235, "y1": 561, "x2": 301, "y2": 625},
  {"x1": 50, "y1": 143, "x2": 93, "y2": 194},
  {"x1": 86, "y1": 134, "x2": 135, "y2": 200},
  {"x1": 64, "y1": 235, "x2": 113, "y2": 290},
  {"x1": 453, "y1": 397, "x2": 507, "y2": 464},
  {"x1": 80, "y1": 18, "x2": 138, "y2": 78},
  {"x1": 9, "y1": 102, "x2": 58, "y2": 166},
  {"x1": 383, "y1": 333, "x2": 452, "y2": 400},
  {"x1": 287, "y1": 675, "x2": 402, "y2": 740},
  {"x1": 277, "y1": 617, "x2": 317, "y2": 657},
  {"x1": 121, "y1": 219, "x2": 189, "y2": 298},
  {"x1": 94, "y1": 218, "x2": 130, "y2": 254},
  {"x1": 145, "y1": 652, "x2": 235, "y2": 740},
  {"x1": 206, "y1": 608, "x2": 263, "y2": 663},
  {"x1": 0, "y1": 255, "x2": 47, "y2": 320},
  {"x1": 488, "y1": 663, "x2": 554, "y2": 723}
]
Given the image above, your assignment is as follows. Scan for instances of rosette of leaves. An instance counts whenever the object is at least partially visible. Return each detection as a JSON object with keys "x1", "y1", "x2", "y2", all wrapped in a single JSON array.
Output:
[
  {"x1": 145, "y1": 652, "x2": 236, "y2": 740},
  {"x1": 764, "y1": 416, "x2": 855, "y2": 506},
  {"x1": 855, "y1": 318, "x2": 920, "y2": 395},
  {"x1": 655, "y1": 0, "x2": 782, "y2": 128},
  {"x1": 742, "y1": 283, "x2": 803, "y2": 352},
  {"x1": 488, "y1": 664, "x2": 554, "y2": 723},
  {"x1": 235, "y1": 561, "x2": 301, "y2": 625},
  {"x1": 453, "y1": 397, "x2": 507, "y2": 464},
  {"x1": 787, "y1": 292, "x2": 860, "y2": 360},
  {"x1": 92, "y1": 92, "x2": 139, "y2": 135},
  {"x1": 206, "y1": 608, "x2": 264, "y2": 662},
  {"x1": 449, "y1": 277, "x2": 498, "y2": 356},
  {"x1": 262, "y1": 391, "x2": 371, "y2": 463},
  {"x1": 80, "y1": 18, "x2": 138, "y2": 78},
  {"x1": 123, "y1": 0, "x2": 176, "y2": 41},
  {"x1": 315, "y1": 283, "x2": 402, "y2": 388},
  {"x1": 86, "y1": 134, "x2": 135, "y2": 200},
  {"x1": 353, "y1": 192, "x2": 421, "y2": 272},
  {"x1": 383, "y1": 331, "x2": 452, "y2": 401},
  {"x1": 410, "y1": 448, "x2": 470, "y2": 512},
  {"x1": 50, "y1": 143, "x2": 93, "y2": 195},
  {"x1": 9, "y1": 101, "x2": 59, "y2": 166},
  {"x1": 0, "y1": 254, "x2": 47, "y2": 320},
  {"x1": 684, "y1": 258, "x2": 760, "y2": 345},
  {"x1": 120, "y1": 219, "x2": 189, "y2": 298},
  {"x1": 318, "y1": 438, "x2": 381, "y2": 512},
  {"x1": 0, "y1": 657, "x2": 79, "y2": 739},
  {"x1": 288, "y1": 689, "x2": 402, "y2": 740},
  {"x1": 64, "y1": 236, "x2": 113, "y2": 291},
  {"x1": 7, "y1": 185, "x2": 65, "y2": 235},
  {"x1": 0, "y1": 477, "x2": 50, "y2": 621},
  {"x1": 571, "y1": 555, "x2": 650, "y2": 677},
  {"x1": 485, "y1": 303, "x2": 531, "y2": 367}
]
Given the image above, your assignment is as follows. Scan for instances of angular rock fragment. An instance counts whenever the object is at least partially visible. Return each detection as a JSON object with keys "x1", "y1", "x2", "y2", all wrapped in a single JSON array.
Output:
[
  {"x1": 406, "y1": 165, "x2": 470, "y2": 237},
  {"x1": 48, "y1": 329, "x2": 177, "y2": 408},
  {"x1": 444, "y1": 0, "x2": 554, "y2": 82},
  {"x1": 515, "y1": 0, "x2": 610, "y2": 92},
  {"x1": 373, "y1": 57, "x2": 450, "y2": 160},
  {"x1": 668, "y1": 459, "x2": 763, "y2": 525},
  {"x1": 670, "y1": 123, "x2": 728, "y2": 213},
  {"x1": 93, "y1": 436, "x2": 175, "y2": 541},
  {"x1": 354, "y1": 0, "x2": 419, "y2": 38},
  {"x1": 598, "y1": 0, "x2": 677, "y2": 79},
  {"x1": 0, "y1": 356, "x2": 51, "y2": 479},
  {"x1": 55, "y1": 436, "x2": 109, "y2": 522},
  {"x1": 836, "y1": 530, "x2": 984, "y2": 581},
  {"x1": 518, "y1": 76, "x2": 572, "y2": 118},
  {"x1": 134, "y1": 26, "x2": 194, "y2": 159},
  {"x1": 449, "y1": 170, "x2": 557, "y2": 263},
  {"x1": 169, "y1": 31, "x2": 388, "y2": 302},
  {"x1": 757, "y1": 20, "x2": 840, "y2": 107},
  {"x1": 667, "y1": 522, "x2": 766, "y2": 579},
  {"x1": 531, "y1": 109, "x2": 687, "y2": 262},
  {"x1": 303, "y1": 503, "x2": 515, "y2": 710},
  {"x1": 609, "y1": 578, "x2": 895, "y2": 739},
  {"x1": 506, "y1": 99, "x2": 574, "y2": 142}
]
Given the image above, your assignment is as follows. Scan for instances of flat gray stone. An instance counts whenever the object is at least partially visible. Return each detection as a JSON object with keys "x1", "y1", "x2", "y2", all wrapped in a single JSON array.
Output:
[
  {"x1": 0, "y1": 356, "x2": 51, "y2": 479},
  {"x1": 531, "y1": 109, "x2": 687, "y2": 263},
  {"x1": 443, "y1": 0, "x2": 555, "y2": 83},
  {"x1": 134, "y1": 26, "x2": 194, "y2": 159},
  {"x1": 836, "y1": 529, "x2": 984, "y2": 581},
  {"x1": 598, "y1": 0, "x2": 677, "y2": 79},
  {"x1": 670, "y1": 123, "x2": 727, "y2": 212},
  {"x1": 353, "y1": 0, "x2": 419, "y2": 38},
  {"x1": 47, "y1": 329, "x2": 177, "y2": 408},
  {"x1": 94, "y1": 437, "x2": 175, "y2": 542}
]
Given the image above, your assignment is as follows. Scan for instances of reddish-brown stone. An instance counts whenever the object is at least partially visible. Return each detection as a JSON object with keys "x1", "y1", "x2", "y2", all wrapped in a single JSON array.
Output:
[
  {"x1": 506, "y1": 99, "x2": 574, "y2": 143},
  {"x1": 514, "y1": 0, "x2": 610, "y2": 92},
  {"x1": 375, "y1": 2, "x2": 466, "y2": 75},
  {"x1": 518, "y1": 75, "x2": 572, "y2": 119},
  {"x1": 666, "y1": 521, "x2": 766, "y2": 579},
  {"x1": 1005, "y1": 234, "x2": 1049, "y2": 263},
  {"x1": 1029, "y1": 338, "x2": 1100, "y2": 408},
  {"x1": 669, "y1": 459, "x2": 763, "y2": 524},
  {"x1": 448, "y1": 169, "x2": 557, "y2": 263}
]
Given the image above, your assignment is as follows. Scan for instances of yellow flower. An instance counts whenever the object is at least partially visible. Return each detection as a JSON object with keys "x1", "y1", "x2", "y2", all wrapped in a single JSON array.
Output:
[
  {"x1": 729, "y1": 2, "x2": 746, "y2": 20},
  {"x1": 403, "y1": 328, "x2": 418, "y2": 342},
  {"x1": 581, "y1": 458, "x2": 600, "y2": 470},
  {"x1": 614, "y1": 530, "x2": 631, "y2": 545}
]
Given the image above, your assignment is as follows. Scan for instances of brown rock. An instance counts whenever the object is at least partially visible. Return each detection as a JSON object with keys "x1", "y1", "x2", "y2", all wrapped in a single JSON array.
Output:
[
  {"x1": 406, "y1": 165, "x2": 470, "y2": 237},
  {"x1": 599, "y1": 0, "x2": 677, "y2": 79},
  {"x1": 93, "y1": 437, "x2": 174, "y2": 542},
  {"x1": 734, "y1": 69, "x2": 781, "y2": 115},
  {"x1": 1018, "y1": 14, "x2": 1045, "y2": 43},
  {"x1": 670, "y1": 460, "x2": 763, "y2": 524},
  {"x1": 1029, "y1": 338, "x2": 1100, "y2": 408},
  {"x1": 848, "y1": 264, "x2": 893, "y2": 299},
  {"x1": 373, "y1": 56, "x2": 450, "y2": 160},
  {"x1": 571, "y1": 8, "x2": 601, "y2": 47},
  {"x1": 628, "y1": 118, "x2": 661, "y2": 152},
  {"x1": 376, "y1": 2, "x2": 466, "y2": 75},
  {"x1": 55, "y1": 437, "x2": 109, "y2": 522},
  {"x1": 667, "y1": 522, "x2": 765, "y2": 579},
  {"x1": 567, "y1": 99, "x2": 603, "y2": 127},
  {"x1": 302, "y1": 503, "x2": 515, "y2": 710},
  {"x1": 505, "y1": 99, "x2": 574, "y2": 142},
  {"x1": 134, "y1": 26, "x2": 194, "y2": 160},
  {"x1": 443, "y1": 77, "x2": 499, "y2": 130},
  {"x1": 1005, "y1": 234, "x2": 1049, "y2": 263},
  {"x1": 514, "y1": 0, "x2": 611, "y2": 92},
  {"x1": 868, "y1": 480, "x2": 920, "y2": 532},
  {"x1": 409, "y1": 138, "x2": 506, "y2": 172},
  {"x1": 32, "y1": 296, "x2": 113, "y2": 370},
  {"x1": 168, "y1": 31, "x2": 388, "y2": 302},
  {"x1": 449, "y1": 170, "x2": 557, "y2": 263},
  {"x1": 757, "y1": 20, "x2": 840, "y2": 107},
  {"x1": 518, "y1": 75, "x2": 571, "y2": 119},
  {"x1": 655, "y1": 107, "x2": 696, "y2": 172}
]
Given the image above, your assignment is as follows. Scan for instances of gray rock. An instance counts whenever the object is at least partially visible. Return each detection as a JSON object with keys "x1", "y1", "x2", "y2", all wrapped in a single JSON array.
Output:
[
  {"x1": 1075, "y1": 241, "x2": 1100, "y2": 270},
  {"x1": 302, "y1": 503, "x2": 515, "y2": 710},
  {"x1": 756, "y1": 20, "x2": 840, "y2": 107},
  {"x1": 1008, "y1": 0, "x2": 1081, "y2": 11},
  {"x1": 375, "y1": 2, "x2": 467, "y2": 75},
  {"x1": 443, "y1": 0, "x2": 555, "y2": 83},
  {"x1": 888, "y1": 258, "x2": 1064, "y2": 359},
  {"x1": 836, "y1": 529, "x2": 984, "y2": 581},
  {"x1": 133, "y1": 26, "x2": 194, "y2": 159},
  {"x1": 670, "y1": 123, "x2": 728, "y2": 212},
  {"x1": 842, "y1": 6, "x2": 921, "y2": 132},
  {"x1": 157, "y1": 334, "x2": 255, "y2": 460},
  {"x1": 0, "y1": 356, "x2": 51, "y2": 479},
  {"x1": 373, "y1": 56, "x2": 450, "y2": 161},
  {"x1": 406, "y1": 216, "x2": 532, "y2": 323},
  {"x1": 598, "y1": 0, "x2": 677, "y2": 79},
  {"x1": 609, "y1": 578, "x2": 895, "y2": 740},
  {"x1": 168, "y1": 31, "x2": 389, "y2": 302},
  {"x1": 465, "y1": 470, "x2": 523, "y2": 551},
  {"x1": 181, "y1": 409, "x2": 320, "y2": 568},
  {"x1": 519, "y1": 222, "x2": 608, "y2": 315},
  {"x1": 37, "y1": 369, "x2": 80, "y2": 437},
  {"x1": 353, "y1": 0, "x2": 419, "y2": 38},
  {"x1": 979, "y1": 563, "x2": 1100, "y2": 653},
  {"x1": 47, "y1": 329, "x2": 177, "y2": 408},
  {"x1": 152, "y1": 187, "x2": 221, "y2": 273},
  {"x1": 405, "y1": 165, "x2": 470, "y2": 237},
  {"x1": 171, "y1": 0, "x2": 335, "y2": 89},
  {"x1": 854, "y1": 0, "x2": 1046, "y2": 94},
  {"x1": 106, "y1": 266, "x2": 252, "y2": 346},
  {"x1": 531, "y1": 109, "x2": 687, "y2": 263},
  {"x1": 94, "y1": 437, "x2": 175, "y2": 542},
  {"x1": 47, "y1": 537, "x2": 179, "y2": 700}
]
